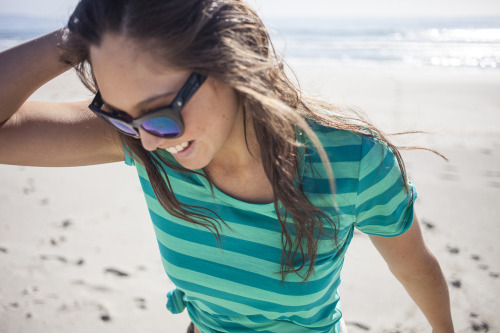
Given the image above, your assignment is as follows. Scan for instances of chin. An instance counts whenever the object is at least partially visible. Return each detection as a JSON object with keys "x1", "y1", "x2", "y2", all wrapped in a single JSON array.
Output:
[{"x1": 173, "y1": 157, "x2": 209, "y2": 171}]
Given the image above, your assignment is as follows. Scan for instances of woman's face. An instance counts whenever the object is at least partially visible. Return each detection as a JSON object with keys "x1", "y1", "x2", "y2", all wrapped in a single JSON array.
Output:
[{"x1": 90, "y1": 33, "x2": 244, "y2": 170}]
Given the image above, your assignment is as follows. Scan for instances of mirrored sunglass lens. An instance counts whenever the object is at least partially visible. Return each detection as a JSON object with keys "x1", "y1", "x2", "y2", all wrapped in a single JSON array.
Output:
[
  {"x1": 142, "y1": 118, "x2": 180, "y2": 137},
  {"x1": 108, "y1": 118, "x2": 137, "y2": 135}
]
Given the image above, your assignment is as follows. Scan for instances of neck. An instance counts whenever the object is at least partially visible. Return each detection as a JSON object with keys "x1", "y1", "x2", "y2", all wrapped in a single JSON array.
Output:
[
  {"x1": 205, "y1": 107, "x2": 261, "y2": 175},
  {"x1": 203, "y1": 110, "x2": 274, "y2": 204}
]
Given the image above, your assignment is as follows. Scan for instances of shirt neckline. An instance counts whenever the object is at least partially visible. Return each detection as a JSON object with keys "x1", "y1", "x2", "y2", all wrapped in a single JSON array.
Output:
[{"x1": 194, "y1": 170, "x2": 276, "y2": 213}]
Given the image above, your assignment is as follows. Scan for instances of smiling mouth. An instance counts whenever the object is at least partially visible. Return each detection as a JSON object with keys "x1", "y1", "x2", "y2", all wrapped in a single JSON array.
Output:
[{"x1": 162, "y1": 141, "x2": 191, "y2": 154}]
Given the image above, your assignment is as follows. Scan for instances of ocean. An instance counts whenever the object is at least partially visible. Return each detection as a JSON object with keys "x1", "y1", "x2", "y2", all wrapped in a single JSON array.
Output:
[
  {"x1": 1, "y1": 14, "x2": 499, "y2": 70},
  {"x1": 266, "y1": 16, "x2": 500, "y2": 70}
]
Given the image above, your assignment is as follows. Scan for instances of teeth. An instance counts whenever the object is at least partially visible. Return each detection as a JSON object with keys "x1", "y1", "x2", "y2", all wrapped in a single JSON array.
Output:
[
  {"x1": 165, "y1": 141, "x2": 190, "y2": 154},
  {"x1": 165, "y1": 147, "x2": 177, "y2": 154}
]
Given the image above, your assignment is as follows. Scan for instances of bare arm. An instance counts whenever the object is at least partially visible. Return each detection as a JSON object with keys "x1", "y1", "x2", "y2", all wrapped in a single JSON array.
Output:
[
  {"x1": 369, "y1": 214, "x2": 454, "y2": 333},
  {"x1": 0, "y1": 29, "x2": 124, "y2": 166}
]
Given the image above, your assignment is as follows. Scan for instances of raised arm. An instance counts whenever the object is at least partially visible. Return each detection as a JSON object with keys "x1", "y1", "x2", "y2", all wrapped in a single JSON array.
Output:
[
  {"x1": 0, "y1": 29, "x2": 124, "y2": 166},
  {"x1": 369, "y1": 214, "x2": 455, "y2": 333}
]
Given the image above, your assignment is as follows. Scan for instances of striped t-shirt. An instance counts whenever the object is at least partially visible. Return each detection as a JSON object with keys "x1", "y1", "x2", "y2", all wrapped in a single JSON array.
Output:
[{"x1": 124, "y1": 121, "x2": 416, "y2": 333}]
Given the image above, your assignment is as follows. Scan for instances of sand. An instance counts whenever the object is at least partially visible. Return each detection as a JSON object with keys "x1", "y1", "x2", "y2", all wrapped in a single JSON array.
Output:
[{"x1": 0, "y1": 63, "x2": 499, "y2": 333}]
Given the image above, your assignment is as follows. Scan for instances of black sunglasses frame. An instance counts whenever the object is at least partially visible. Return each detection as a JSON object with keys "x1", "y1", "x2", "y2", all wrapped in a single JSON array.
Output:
[{"x1": 89, "y1": 72, "x2": 207, "y2": 138}]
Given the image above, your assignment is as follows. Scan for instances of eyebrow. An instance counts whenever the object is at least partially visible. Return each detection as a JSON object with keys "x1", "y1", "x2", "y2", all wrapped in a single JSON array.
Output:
[
  {"x1": 102, "y1": 90, "x2": 177, "y2": 112},
  {"x1": 135, "y1": 91, "x2": 177, "y2": 109}
]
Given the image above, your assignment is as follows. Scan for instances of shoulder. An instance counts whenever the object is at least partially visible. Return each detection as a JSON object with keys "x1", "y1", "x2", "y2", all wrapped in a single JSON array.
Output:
[
  {"x1": 305, "y1": 117, "x2": 395, "y2": 161},
  {"x1": 306, "y1": 118, "x2": 362, "y2": 145},
  {"x1": 304, "y1": 118, "x2": 370, "y2": 165}
]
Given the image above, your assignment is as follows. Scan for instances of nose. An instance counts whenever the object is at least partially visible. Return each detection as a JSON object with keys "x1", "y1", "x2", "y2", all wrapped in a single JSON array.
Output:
[{"x1": 139, "y1": 129, "x2": 163, "y2": 151}]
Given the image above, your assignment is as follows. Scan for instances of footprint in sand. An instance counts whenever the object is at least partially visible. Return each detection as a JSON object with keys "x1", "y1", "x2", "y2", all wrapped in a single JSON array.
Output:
[
  {"x1": 104, "y1": 267, "x2": 130, "y2": 277},
  {"x1": 421, "y1": 218, "x2": 435, "y2": 230},
  {"x1": 71, "y1": 280, "x2": 112, "y2": 293},
  {"x1": 450, "y1": 279, "x2": 462, "y2": 288},
  {"x1": 49, "y1": 236, "x2": 68, "y2": 247},
  {"x1": 440, "y1": 165, "x2": 460, "y2": 181},
  {"x1": 446, "y1": 245, "x2": 460, "y2": 254},
  {"x1": 134, "y1": 297, "x2": 147, "y2": 310},
  {"x1": 484, "y1": 170, "x2": 500, "y2": 188},
  {"x1": 480, "y1": 148, "x2": 492, "y2": 155},
  {"x1": 40, "y1": 254, "x2": 84, "y2": 266},
  {"x1": 100, "y1": 313, "x2": 112, "y2": 322},
  {"x1": 469, "y1": 313, "x2": 490, "y2": 332},
  {"x1": 58, "y1": 301, "x2": 112, "y2": 322},
  {"x1": 40, "y1": 254, "x2": 68, "y2": 263},
  {"x1": 345, "y1": 321, "x2": 370, "y2": 331},
  {"x1": 22, "y1": 178, "x2": 36, "y2": 195},
  {"x1": 95, "y1": 303, "x2": 112, "y2": 322},
  {"x1": 8, "y1": 302, "x2": 19, "y2": 309},
  {"x1": 60, "y1": 219, "x2": 73, "y2": 228},
  {"x1": 470, "y1": 254, "x2": 499, "y2": 279}
]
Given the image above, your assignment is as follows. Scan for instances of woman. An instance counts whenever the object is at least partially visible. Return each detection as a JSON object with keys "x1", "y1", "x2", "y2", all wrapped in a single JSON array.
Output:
[{"x1": 0, "y1": 0, "x2": 454, "y2": 332}]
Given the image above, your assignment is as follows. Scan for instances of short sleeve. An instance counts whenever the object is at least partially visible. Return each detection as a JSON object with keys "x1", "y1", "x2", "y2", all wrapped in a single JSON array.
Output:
[
  {"x1": 354, "y1": 136, "x2": 417, "y2": 237},
  {"x1": 123, "y1": 144, "x2": 135, "y2": 166}
]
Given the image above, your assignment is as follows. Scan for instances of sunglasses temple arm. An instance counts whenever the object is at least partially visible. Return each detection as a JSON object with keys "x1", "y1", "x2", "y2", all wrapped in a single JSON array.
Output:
[{"x1": 176, "y1": 73, "x2": 207, "y2": 107}]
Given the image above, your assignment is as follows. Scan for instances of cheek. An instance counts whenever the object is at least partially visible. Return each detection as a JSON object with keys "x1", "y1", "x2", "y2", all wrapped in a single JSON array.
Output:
[
  {"x1": 192, "y1": 106, "x2": 234, "y2": 136},
  {"x1": 214, "y1": 86, "x2": 241, "y2": 126},
  {"x1": 184, "y1": 83, "x2": 239, "y2": 136}
]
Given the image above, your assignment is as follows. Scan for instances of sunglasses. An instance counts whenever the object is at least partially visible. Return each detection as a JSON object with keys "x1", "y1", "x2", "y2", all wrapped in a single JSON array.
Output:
[{"x1": 88, "y1": 72, "x2": 206, "y2": 138}]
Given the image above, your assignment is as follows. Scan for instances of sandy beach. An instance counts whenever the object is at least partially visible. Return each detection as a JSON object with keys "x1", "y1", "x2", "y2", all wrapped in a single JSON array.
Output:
[{"x1": 0, "y1": 63, "x2": 499, "y2": 332}]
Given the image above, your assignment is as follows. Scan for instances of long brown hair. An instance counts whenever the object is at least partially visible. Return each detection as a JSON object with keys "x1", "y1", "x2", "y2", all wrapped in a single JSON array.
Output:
[{"x1": 62, "y1": 0, "x2": 417, "y2": 282}]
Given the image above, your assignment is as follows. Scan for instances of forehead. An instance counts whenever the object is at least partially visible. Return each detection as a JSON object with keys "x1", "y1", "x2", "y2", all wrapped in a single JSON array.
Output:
[{"x1": 89, "y1": 33, "x2": 189, "y2": 109}]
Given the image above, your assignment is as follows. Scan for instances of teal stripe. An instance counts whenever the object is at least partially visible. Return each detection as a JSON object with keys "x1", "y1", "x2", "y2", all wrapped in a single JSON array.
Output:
[
  {"x1": 146, "y1": 196, "x2": 284, "y2": 236},
  {"x1": 123, "y1": 146, "x2": 135, "y2": 166},
  {"x1": 188, "y1": 296, "x2": 337, "y2": 331},
  {"x1": 149, "y1": 210, "x2": 283, "y2": 263},
  {"x1": 302, "y1": 176, "x2": 358, "y2": 194},
  {"x1": 306, "y1": 145, "x2": 361, "y2": 163},
  {"x1": 139, "y1": 176, "x2": 285, "y2": 233},
  {"x1": 357, "y1": 173, "x2": 405, "y2": 214},
  {"x1": 143, "y1": 182, "x2": 349, "y2": 243},
  {"x1": 358, "y1": 147, "x2": 395, "y2": 190},
  {"x1": 191, "y1": 309, "x2": 275, "y2": 333},
  {"x1": 277, "y1": 300, "x2": 340, "y2": 328},
  {"x1": 310, "y1": 161, "x2": 359, "y2": 178},
  {"x1": 166, "y1": 264, "x2": 341, "y2": 313},
  {"x1": 139, "y1": 174, "x2": 159, "y2": 199},
  {"x1": 151, "y1": 207, "x2": 347, "y2": 279},
  {"x1": 360, "y1": 135, "x2": 379, "y2": 159},
  {"x1": 159, "y1": 242, "x2": 340, "y2": 297},
  {"x1": 357, "y1": 192, "x2": 411, "y2": 228},
  {"x1": 355, "y1": 196, "x2": 414, "y2": 236}
]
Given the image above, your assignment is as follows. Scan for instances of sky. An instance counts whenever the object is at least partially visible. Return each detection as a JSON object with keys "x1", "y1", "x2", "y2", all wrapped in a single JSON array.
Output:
[{"x1": 1, "y1": 0, "x2": 500, "y2": 20}]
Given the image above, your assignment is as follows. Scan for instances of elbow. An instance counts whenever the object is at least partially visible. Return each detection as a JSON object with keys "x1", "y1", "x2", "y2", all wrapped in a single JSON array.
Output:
[
  {"x1": 0, "y1": 117, "x2": 8, "y2": 128},
  {"x1": 389, "y1": 252, "x2": 444, "y2": 284},
  {"x1": 0, "y1": 112, "x2": 17, "y2": 129}
]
